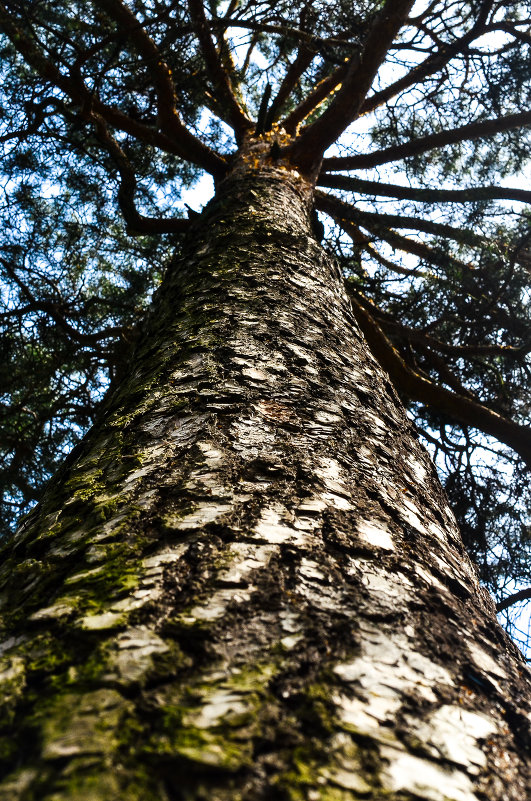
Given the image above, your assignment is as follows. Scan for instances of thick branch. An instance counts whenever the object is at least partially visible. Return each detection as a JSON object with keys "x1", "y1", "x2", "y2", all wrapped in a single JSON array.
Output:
[
  {"x1": 315, "y1": 191, "x2": 483, "y2": 247},
  {"x1": 93, "y1": 118, "x2": 191, "y2": 236},
  {"x1": 282, "y1": 61, "x2": 349, "y2": 135},
  {"x1": 187, "y1": 0, "x2": 252, "y2": 140},
  {"x1": 318, "y1": 174, "x2": 531, "y2": 205},
  {"x1": 266, "y1": 45, "x2": 315, "y2": 129},
  {"x1": 287, "y1": 0, "x2": 415, "y2": 172},
  {"x1": 323, "y1": 110, "x2": 531, "y2": 171},
  {"x1": 348, "y1": 293, "x2": 531, "y2": 469},
  {"x1": 360, "y1": 0, "x2": 494, "y2": 115},
  {"x1": 0, "y1": 4, "x2": 225, "y2": 174},
  {"x1": 497, "y1": 588, "x2": 531, "y2": 613},
  {"x1": 91, "y1": 0, "x2": 227, "y2": 175}
]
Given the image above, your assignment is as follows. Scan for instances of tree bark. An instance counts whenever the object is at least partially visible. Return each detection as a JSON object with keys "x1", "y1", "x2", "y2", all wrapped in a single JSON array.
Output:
[{"x1": 0, "y1": 154, "x2": 530, "y2": 801}]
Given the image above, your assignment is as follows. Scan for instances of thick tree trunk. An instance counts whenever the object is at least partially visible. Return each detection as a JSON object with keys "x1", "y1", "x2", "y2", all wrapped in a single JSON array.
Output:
[{"x1": 0, "y1": 157, "x2": 530, "y2": 800}]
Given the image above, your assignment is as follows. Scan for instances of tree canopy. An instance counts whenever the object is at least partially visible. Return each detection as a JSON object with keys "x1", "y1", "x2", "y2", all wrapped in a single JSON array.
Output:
[{"x1": 0, "y1": 0, "x2": 530, "y2": 644}]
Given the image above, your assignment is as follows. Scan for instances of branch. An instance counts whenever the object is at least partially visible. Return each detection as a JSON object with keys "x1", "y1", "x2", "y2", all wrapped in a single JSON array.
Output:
[
  {"x1": 346, "y1": 214, "x2": 476, "y2": 273},
  {"x1": 92, "y1": 118, "x2": 191, "y2": 236},
  {"x1": 0, "y1": 97, "x2": 56, "y2": 141},
  {"x1": 317, "y1": 174, "x2": 531, "y2": 205},
  {"x1": 287, "y1": 0, "x2": 415, "y2": 173},
  {"x1": 254, "y1": 83, "x2": 272, "y2": 136},
  {"x1": 322, "y1": 110, "x2": 531, "y2": 171},
  {"x1": 211, "y1": 17, "x2": 356, "y2": 50},
  {"x1": 0, "y1": 3, "x2": 226, "y2": 174},
  {"x1": 0, "y1": 257, "x2": 124, "y2": 345},
  {"x1": 239, "y1": 31, "x2": 258, "y2": 78},
  {"x1": 278, "y1": 0, "x2": 385, "y2": 132},
  {"x1": 360, "y1": 0, "x2": 494, "y2": 115},
  {"x1": 214, "y1": 9, "x2": 247, "y2": 114},
  {"x1": 323, "y1": 208, "x2": 429, "y2": 277},
  {"x1": 497, "y1": 588, "x2": 531, "y2": 613},
  {"x1": 265, "y1": 45, "x2": 315, "y2": 129},
  {"x1": 90, "y1": 0, "x2": 227, "y2": 176},
  {"x1": 187, "y1": 0, "x2": 252, "y2": 140},
  {"x1": 315, "y1": 191, "x2": 484, "y2": 247},
  {"x1": 282, "y1": 61, "x2": 349, "y2": 135},
  {"x1": 496, "y1": 23, "x2": 531, "y2": 48},
  {"x1": 1, "y1": 301, "x2": 124, "y2": 345},
  {"x1": 413, "y1": 340, "x2": 477, "y2": 399},
  {"x1": 370, "y1": 310, "x2": 531, "y2": 360},
  {"x1": 348, "y1": 292, "x2": 531, "y2": 469}
]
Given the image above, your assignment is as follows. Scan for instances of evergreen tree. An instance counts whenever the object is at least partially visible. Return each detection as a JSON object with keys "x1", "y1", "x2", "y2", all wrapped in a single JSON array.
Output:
[{"x1": 0, "y1": 1, "x2": 530, "y2": 797}]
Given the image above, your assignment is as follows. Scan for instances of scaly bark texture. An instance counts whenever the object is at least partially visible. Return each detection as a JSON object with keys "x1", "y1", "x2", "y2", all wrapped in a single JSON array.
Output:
[{"x1": 0, "y1": 145, "x2": 530, "y2": 800}]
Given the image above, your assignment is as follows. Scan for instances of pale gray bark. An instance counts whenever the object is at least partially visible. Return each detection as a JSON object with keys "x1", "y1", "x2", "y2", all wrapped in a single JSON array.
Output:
[{"x1": 0, "y1": 151, "x2": 529, "y2": 800}]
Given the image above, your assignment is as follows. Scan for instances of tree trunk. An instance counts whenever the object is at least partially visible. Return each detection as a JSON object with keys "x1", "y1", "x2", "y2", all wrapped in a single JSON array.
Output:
[{"x1": 0, "y1": 157, "x2": 530, "y2": 801}]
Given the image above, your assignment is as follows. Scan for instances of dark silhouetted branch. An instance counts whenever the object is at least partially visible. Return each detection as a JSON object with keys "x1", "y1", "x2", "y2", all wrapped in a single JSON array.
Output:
[
  {"x1": 210, "y1": 17, "x2": 355, "y2": 50},
  {"x1": 255, "y1": 83, "x2": 272, "y2": 136},
  {"x1": 317, "y1": 174, "x2": 531, "y2": 204},
  {"x1": 322, "y1": 110, "x2": 531, "y2": 171},
  {"x1": 360, "y1": 0, "x2": 495, "y2": 115},
  {"x1": 0, "y1": 257, "x2": 124, "y2": 345},
  {"x1": 348, "y1": 292, "x2": 531, "y2": 469},
  {"x1": 345, "y1": 214, "x2": 476, "y2": 274},
  {"x1": 287, "y1": 0, "x2": 415, "y2": 173},
  {"x1": 374, "y1": 312, "x2": 531, "y2": 360},
  {"x1": 92, "y1": 0, "x2": 227, "y2": 176},
  {"x1": 321, "y1": 205, "x2": 428, "y2": 277},
  {"x1": 266, "y1": 45, "x2": 315, "y2": 129},
  {"x1": 315, "y1": 191, "x2": 484, "y2": 247},
  {"x1": 497, "y1": 588, "x2": 531, "y2": 613},
  {"x1": 187, "y1": 0, "x2": 252, "y2": 140},
  {"x1": 282, "y1": 61, "x2": 349, "y2": 135},
  {"x1": 93, "y1": 118, "x2": 191, "y2": 235},
  {"x1": 0, "y1": 3, "x2": 225, "y2": 174}
]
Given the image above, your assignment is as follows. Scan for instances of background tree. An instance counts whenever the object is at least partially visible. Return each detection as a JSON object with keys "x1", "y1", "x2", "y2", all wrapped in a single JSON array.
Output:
[{"x1": 0, "y1": 1, "x2": 530, "y2": 797}]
